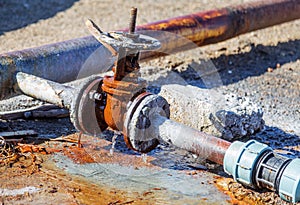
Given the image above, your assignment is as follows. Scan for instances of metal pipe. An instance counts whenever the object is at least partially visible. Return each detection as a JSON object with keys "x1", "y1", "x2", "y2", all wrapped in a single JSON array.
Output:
[
  {"x1": 16, "y1": 71, "x2": 231, "y2": 163},
  {"x1": 15, "y1": 72, "x2": 300, "y2": 202},
  {"x1": 139, "y1": 0, "x2": 300, "y2": 59},
  {"x1": 16, "y1": 72, "x2": 75, "y2": 109},
  {"x1": 153, "y1": 114, "x2": 231, "y2": 165},
  {"x1": 0, "y1": 36, "x2": 100, "y2": 100},
  {"x1": 1, "y1": 0, "x2": 300, "y2": 100},
  {"x1": 124, "y1": 92, "x2": 231, "y2": 164}
]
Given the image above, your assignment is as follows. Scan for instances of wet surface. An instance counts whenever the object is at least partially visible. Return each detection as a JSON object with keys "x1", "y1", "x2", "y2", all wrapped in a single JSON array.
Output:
[
  {"x1": 53, "y1": 133, "x2": 230, "y2": 204},
  {"x1": 0, "y1": 132, "x2": 232, "y2": 204},
  {"x1": 54, "y1": 155, "x2": 229, "y2": 204}
]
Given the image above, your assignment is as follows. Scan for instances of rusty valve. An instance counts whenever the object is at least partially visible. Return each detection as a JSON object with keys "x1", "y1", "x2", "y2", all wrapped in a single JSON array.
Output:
[{"x1": 84, "y1": 8, "x2": 162, "y2": 141}]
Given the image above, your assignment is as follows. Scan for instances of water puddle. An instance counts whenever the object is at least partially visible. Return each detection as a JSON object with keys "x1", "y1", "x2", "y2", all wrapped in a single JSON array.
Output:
[{"x1": 53, "y1": 154, "x2": 230, "y2": 204}]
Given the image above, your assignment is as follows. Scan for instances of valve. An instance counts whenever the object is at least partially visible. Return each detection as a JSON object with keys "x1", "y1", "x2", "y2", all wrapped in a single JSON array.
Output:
[{"x1": 84, "y1": 7, "x2": 165, "y2": 153}]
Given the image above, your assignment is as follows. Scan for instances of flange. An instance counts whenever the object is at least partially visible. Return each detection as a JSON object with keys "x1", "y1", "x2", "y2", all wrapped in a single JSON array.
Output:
[
  {"x1": 123, "y1": 93, "x2": 170, "y2": 153},
  {"x1": 70, "y1": 76, "x2": 108, "y2": 136}
]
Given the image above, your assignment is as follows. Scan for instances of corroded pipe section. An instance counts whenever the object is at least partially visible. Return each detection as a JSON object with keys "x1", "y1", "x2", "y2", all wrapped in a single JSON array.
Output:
[
  {"x1": 155, "y1": 114, "x2": 231, "y2": 165},
  {"x1": 16, "y1": 72, "x2": 107, "y2": 134},
  {"x1": 1, "y1": 0, "x2": 300, "y2": 100},
  {"x1": 138, "y1": 0, "x2": 300, "y2": 59}
]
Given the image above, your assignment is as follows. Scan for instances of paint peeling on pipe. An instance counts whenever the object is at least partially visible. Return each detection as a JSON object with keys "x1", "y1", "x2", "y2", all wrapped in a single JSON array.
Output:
[
  {"x1": 1, "y1": 0, "x2": 300, "y2": 100},
  {"x1": 16, "y1": 72, "x2": 75, "y2": 109}
]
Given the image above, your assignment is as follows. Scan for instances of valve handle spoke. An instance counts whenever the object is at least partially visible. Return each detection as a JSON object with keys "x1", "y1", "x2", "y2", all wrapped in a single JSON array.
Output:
[{"x1": 85, "y1": 19, "x2": 118, "y2": 56}]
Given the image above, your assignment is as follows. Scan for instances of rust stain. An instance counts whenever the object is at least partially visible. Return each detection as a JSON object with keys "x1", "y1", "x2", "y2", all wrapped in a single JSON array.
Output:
[
  {"x1": 47, "y1": 134, "x2": 158, "y2": 169},
  {"x1": 62, "y1": 146, "x2": 96, "y2": 164},
  {"x1": 214, "y1": 176, "x2": 255, "y2": 205},
  {"x1": 213, "y1": 176, "x2": 281, "y2": 205},
  {"x1": 17, "y1": 143, "x2": 48, "y2": 155},
  {"x1": 0, "y1": 154, "x2": 160, "y2": 205}
]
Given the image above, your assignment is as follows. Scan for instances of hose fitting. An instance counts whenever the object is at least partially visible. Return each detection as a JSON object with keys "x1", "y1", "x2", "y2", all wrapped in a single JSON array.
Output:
[{"x1": 223, "y1": 140, "x2": 300, "y2": 203}]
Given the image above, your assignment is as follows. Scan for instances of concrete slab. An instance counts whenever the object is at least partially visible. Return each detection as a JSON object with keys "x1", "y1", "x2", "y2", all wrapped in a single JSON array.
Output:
[{"x1": 159, "y1": 84, "x2": 264, "y2": 141}]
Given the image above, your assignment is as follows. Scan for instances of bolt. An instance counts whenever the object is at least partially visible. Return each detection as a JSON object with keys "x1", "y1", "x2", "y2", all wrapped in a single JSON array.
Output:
[
  {"x1": 89, "y1": 90, "x2": 103, "y2": 101},
  {"x1": 142, "y1": 106, "x2": 150, "y2": 116},
  {"x1": 129, "y1": 7, "x2": 137, "y2": 34}
]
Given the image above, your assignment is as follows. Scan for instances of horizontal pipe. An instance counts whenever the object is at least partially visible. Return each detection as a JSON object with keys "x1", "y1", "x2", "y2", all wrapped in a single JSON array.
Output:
[
  {"x1": 1, "y1": 0, "x2": 300, "y2": 100},
  {"x1": 138, "y1": 0, "x2": 300, "y2": 59},
  {"x1": 16, "y1": 72, "x2": 75, "y2": 109},
  {"x1": 15, "y1": 72, "x2": 106, "y2": 108},
  {"x1": 0, "y1": 37, "x2": 100, "y2": 100},
  {"x1": 153, "y1": 114, "x2": 231, "y2": 165},
  {"x1": 19, "y1": 71, "x2": 231, "y2": 164}
]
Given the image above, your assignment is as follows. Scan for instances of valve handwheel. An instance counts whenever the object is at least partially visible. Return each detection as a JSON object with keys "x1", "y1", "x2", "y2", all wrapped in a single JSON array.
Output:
[{"x1": 85, "y1": 19, "x2": 161, "y2": 55}]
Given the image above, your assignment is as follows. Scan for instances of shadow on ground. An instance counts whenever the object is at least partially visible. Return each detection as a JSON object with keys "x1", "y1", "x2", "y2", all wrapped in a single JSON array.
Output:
[
  {"x1": 251, "y1": 126, "x2": 300, "y2": 157},
  {"x1": 0, "y1": 0, "x2": 79, "y2": 35}
]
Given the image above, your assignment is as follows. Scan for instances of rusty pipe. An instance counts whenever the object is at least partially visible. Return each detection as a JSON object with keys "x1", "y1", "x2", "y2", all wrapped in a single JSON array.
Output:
[
  {"x1": 1, "y1": 0, "x2": 300, "y2": 100},
  {"x1": 154, "y1": 113, "x2": 300, "y2": 202},
  {"x1": 16, "y1": 73, "x2": 300, "y2": 203},
  {"x1": 154, "y1": 114, "x2": 231, "y2": 165},
  {"x1": 138, "y1": 0, "x2": 300, "y2": 59}
]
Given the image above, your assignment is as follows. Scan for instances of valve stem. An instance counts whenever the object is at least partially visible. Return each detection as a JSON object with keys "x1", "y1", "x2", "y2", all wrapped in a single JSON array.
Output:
[{"x1": 129, "y1": 7, "x2": 137, "y2": 34}]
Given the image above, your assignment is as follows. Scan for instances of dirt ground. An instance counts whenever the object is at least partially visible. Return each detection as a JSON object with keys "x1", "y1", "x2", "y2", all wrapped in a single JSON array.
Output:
[{"x1": 0, "y1": 0, "x2": 300, "y2": 204}]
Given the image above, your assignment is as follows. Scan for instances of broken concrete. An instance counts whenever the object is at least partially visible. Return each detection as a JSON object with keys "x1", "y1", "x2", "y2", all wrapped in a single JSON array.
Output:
[{"x1": 159, "y1": 84, "x2": 264, "y2": 141}]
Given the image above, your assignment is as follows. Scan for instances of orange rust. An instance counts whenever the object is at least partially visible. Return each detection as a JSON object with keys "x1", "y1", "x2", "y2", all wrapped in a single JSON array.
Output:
[
  {"x1": 102, "y1": 75, "x2": 139, "y2": 90},
  {"x1": 46, "y1": 133, "x2": 158, "y2": 168},
  {"x1": 102, "y1": 71, "x2": 145, "y2": 131},
  {"x1": 17, "y1": 143, "x2": 48, "y2": 155},
  {"x1": 214, "y1": 176, "x2": 272, "y2": 205},
  {"x1": 136, "y1": 8, "x2": 230, "y2": 56},
  {"x1": 102, "y1": 77, "x2": 129, "y2": 131},
  {"x1": 62, "y1": 146, "x2": 96, "y2": 164},
  {"x1": 214, "y1": 176, "x2": 253, "y2": 205},
  {"x1": 74, "y1": 134, "x2": 157, "y2": 168},
  {"x1": 138, "y1": 0, "x2": 300, "y2": 60},
  {"x1": 0, "y1": 156, "x2": 160, "y2": 205},
  {"x1": 137, "y1": 9, "x2": 228, "y2": 32}
]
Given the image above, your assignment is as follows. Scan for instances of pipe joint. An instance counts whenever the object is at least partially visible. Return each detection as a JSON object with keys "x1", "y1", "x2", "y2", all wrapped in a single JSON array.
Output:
[
  {"x1": 279, "y1": 158, "x2": 300, "y2": 203},
  {"x1": 224, "y1": 140, "x2": 300, "y2": 203},
  {"x1": 123, "y1": 93, "x2": 170, "y2": 153},
  {"x1": 223, "y1": 140, "x2": 272, "y2": 187}
]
